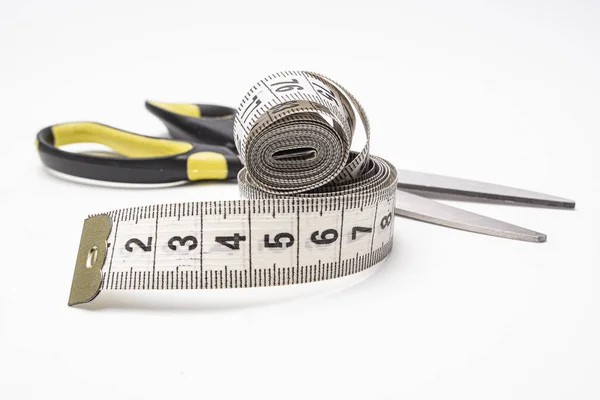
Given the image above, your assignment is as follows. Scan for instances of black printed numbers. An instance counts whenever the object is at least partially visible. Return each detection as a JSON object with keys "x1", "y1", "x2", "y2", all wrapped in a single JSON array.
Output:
[
  {"x1": 125, "y1": 237, "x2": 152, "y2": 252},
  {"x1": 241, "y1": 95, "x2": 261, "y2": 123},
  {"x1": 312, "y1": 81, "x2": 338, "y2": 105},
  {"x1": 311, "y1": 229, "x2": 339, "y2": 245},
  {"x1": 264, "y1": 233, "x2": 295, "y2": 248},
  {"x1": 126, "y1": 236, "x2": 200, "y2": 252},
  {"x1": 215, "y1": 233, "x2": 246, "y2": 250},
  {"x1": 168, "y1": 236, "x2": 198, "y2": 251},
  {"x1": 380, "y1": 213, "x2": 393, "y2": 229},
  {"x1": 351, "y1": 226, "x2": 372, "y2": 240},
  {"x1": 121, "y1": 214, "x2": 390, "y2": 254},
  {"x1": 271, "y1": 78, "x2": 304, "y2": 93}
]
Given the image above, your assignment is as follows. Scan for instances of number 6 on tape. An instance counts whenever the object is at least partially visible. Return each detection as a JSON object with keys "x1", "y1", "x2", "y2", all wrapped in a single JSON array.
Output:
[{"x1": 68, "y1": 71, "x2": 398, "y2": 305}]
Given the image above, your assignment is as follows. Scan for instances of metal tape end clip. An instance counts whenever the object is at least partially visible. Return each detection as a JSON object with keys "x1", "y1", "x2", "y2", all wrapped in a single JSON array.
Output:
[{"x1": 68, "y1": 214, "x2": 112, "y2": 306}]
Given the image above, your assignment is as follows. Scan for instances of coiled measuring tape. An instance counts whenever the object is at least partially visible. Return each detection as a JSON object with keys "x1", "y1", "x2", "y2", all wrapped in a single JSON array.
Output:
[{"x1": 69, "y1": 71, "x2": 398, "y2": 305}]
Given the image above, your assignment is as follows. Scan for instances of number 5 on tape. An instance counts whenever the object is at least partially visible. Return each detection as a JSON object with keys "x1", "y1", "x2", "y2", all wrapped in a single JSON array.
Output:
[{"x1": 68, "y1": 195, "x2": 396, "y2": 306}]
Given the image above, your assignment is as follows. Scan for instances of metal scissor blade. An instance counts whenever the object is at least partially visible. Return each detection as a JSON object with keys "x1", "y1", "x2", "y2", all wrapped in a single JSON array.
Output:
[
  {"x1": 395, "y1": 190, "x2": 547, "y2": 242},
  {"x1": 396, "y1": 169, "x2": 575, "y2": 209}
]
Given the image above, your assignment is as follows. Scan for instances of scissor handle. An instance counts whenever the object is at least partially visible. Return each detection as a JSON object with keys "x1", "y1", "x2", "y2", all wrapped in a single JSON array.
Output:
[
  {"x1": 145, "y1": 101, "x2": 237, "y2": 151},
  {"x1": 36, "y1": 122, "x2": 242, "y2": 184}
]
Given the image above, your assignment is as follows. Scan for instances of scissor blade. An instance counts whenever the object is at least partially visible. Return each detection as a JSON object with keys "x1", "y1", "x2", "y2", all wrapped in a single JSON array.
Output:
[
  {"x1": 396, "y1": 169, "x2": 575, "y2": 209},
  {"x1": 395, "y1": 190, "x2": 547, "y2": 242}
]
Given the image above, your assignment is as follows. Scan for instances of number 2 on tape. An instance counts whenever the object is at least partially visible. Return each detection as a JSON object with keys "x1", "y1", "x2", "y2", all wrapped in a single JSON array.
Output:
[{"x1": 68, "y1": 71, "x2": 398, "y2": 306}]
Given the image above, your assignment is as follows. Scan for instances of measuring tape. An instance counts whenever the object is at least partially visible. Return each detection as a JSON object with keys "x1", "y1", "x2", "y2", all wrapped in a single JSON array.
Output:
[{"x1": 69, "y1": 71, "x2": 398, "y2": 305}]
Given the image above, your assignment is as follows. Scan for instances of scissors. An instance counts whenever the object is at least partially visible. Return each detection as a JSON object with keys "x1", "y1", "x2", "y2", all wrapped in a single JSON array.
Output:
[{"x1": 36, "y1": 101, "x2": 575, "y2": 242}]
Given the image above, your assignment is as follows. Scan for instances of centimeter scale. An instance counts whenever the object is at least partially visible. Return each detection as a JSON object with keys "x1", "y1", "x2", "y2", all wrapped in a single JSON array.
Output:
[{"x1": 34, "y1": 71, "x2": 575, "y2": 306}]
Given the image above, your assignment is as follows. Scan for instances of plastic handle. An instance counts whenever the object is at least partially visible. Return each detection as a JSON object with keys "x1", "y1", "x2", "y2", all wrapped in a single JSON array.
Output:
[{"x1": 36, "y1": 122, "x2": 242, "y2": 184}]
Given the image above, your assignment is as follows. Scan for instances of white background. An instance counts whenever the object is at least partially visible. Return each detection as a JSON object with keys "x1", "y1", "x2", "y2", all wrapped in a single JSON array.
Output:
[{"x1": 1, "y1": 0, "x2": 599, "y2": 398}]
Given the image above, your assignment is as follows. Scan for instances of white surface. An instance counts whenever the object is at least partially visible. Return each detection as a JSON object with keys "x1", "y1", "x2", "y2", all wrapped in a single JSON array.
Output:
[{"x1": 1, "y1": 0, "x2": 598, "y2": 398}]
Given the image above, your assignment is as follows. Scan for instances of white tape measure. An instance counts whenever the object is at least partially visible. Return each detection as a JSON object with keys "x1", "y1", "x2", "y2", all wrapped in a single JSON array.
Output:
[{"x1": 69, "y1": 71, "x2": 398, "y2": 305}]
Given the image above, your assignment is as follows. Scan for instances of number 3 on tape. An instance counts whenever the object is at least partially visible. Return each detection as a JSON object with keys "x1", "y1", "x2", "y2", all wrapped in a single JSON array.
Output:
[{"x1": 68, "y1": 71, "x2": 398, "y2": 305}]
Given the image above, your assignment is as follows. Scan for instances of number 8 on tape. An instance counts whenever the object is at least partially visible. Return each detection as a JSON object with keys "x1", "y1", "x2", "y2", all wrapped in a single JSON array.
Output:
[{"x1": 68, "y1": 71, "x2": 398, "y2": 305}]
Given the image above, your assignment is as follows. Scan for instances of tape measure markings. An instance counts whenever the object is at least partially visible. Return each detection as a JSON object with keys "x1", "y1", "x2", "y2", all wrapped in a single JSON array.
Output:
[
  {"x1": 68, "y1": 71, "x2": 397, "y2": 305},
  {"x1": 96, "y1": 195, "x2": 394, "y2": 291}
]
